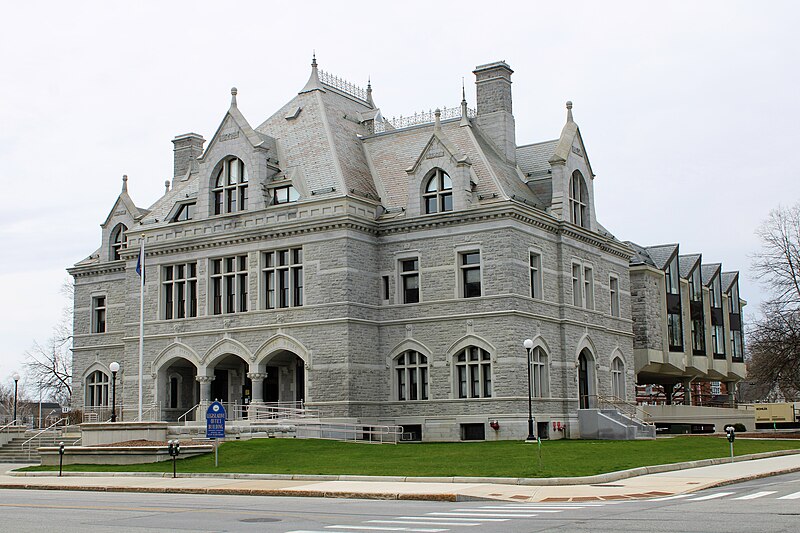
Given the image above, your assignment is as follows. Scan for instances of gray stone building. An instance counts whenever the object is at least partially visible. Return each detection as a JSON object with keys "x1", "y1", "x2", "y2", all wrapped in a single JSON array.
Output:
[{"x1": 68, "y1": 58, "x2": 731, "y2": 441}]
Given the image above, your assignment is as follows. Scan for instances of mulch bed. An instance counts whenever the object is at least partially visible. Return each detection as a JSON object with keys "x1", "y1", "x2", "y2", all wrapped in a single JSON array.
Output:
[{"x1": 89, "y1": 439, "x2": 192, "y2": 447}]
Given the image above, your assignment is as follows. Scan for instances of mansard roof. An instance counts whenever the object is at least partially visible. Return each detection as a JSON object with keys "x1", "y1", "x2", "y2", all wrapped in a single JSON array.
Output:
[{"x1": 517, "y1": 140, "x2": 558, "y2": 177}]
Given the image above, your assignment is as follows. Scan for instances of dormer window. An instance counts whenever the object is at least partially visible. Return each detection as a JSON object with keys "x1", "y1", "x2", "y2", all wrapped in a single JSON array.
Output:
[
  {"x1": 110, "y1": 223, "x2": 127, "y2": 261},
  {"x1": 213, "y1": 158, "x2": 248, "y2": 215},
  {"x1": 172, "y1": 202, "x2": 195, "y2": 222},
  {"x1": 569, "y1": 170, "x2": 589, "y2": 228},
  {"x1": 423, "y1": 168, "x2": 452, "y2": 214},
  {"x1": 272, "y1": 185, "x2": 300, "y2": 205}
]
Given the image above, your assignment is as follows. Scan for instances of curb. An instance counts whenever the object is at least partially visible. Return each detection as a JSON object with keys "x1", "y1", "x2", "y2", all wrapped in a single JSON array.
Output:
[{"x1": 10, "y1": 449, "x2": 800, "y2": 486}]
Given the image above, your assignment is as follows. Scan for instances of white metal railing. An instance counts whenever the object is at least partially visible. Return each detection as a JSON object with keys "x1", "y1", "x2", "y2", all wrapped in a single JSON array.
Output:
[
  {"x1": 294, "y1": 421, "x2": 403, "y2": 444},
  {"x1": 594, "y1": 395, "x2": 654, "y2": 426},
  {"x1": 22, "y1": 417, "x2": 68, "y2": 459},
  {"x1": 82, "y1": 403, "x2": 160, "y2": 423},
  {"x1": 318, "y1": 69, "x2": 369, "y2": 103},
  {"x1": 373, "y1": 106, "x2": 477, "y2": 133},
  {"x1": 232, "y1": 402, "x2": 318, "y2": 422},
  {"x1": 177, "y1": 403, "x2": 201, "y2": 424}
]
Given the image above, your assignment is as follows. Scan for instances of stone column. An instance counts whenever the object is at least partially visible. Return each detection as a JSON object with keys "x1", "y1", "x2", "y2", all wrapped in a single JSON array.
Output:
[
  {"x1": 247, "y1": 373, "x2": 266, "y2": 404},
  {"x1": 726, "y1": 381, "x2": 736, "y2": 408},
  {"x1": 196, "y1": 375, "x2": 215, "y2": 405},
  {"x1": 663, "y1": 383, "x2": 674, "y2": 405}
]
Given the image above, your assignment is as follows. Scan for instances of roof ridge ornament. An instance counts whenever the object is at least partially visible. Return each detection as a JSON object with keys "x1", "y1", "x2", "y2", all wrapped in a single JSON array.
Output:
[
  {"x1": 366, "y1": 76, "x2": 374, "y2": 108},
  {"x1": 122, "y1": 174, "x2": 128, "y2": 193},
  {"x1": 434, "y1": 108, "x2": 442, "y2": 132},
  {"x1": 231, "y1": 87, "x2": 238, "y2": 107},
  {"x1": 300, "y1": 52, "x2": 323, "y2": 94},
  {"x1": 566, "y1": 100, "x2": 574, "y2": 123},
  {"x1": 460, "y1": 78, "x2": 470, "y2": 126}
]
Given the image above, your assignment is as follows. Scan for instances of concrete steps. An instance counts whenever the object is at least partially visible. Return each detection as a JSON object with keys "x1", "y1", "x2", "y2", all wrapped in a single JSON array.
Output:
[{"x1": 0, "y1": 431, "x2": 64, "y2": 463}]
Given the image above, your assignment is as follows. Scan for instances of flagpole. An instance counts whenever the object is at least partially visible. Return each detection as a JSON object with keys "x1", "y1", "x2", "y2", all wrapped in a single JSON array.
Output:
[{"x1": 138, "y1": 234, "x2": 145, "y2": 421}]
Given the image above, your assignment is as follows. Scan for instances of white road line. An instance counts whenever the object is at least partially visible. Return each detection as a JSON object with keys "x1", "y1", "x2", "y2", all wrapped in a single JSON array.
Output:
[
  {"x1": 368, "y1": 520, "x2": 479, "y2": 526},
  {"x1": 326, "y1": 526, "x2": 448, "y2": 532},
  {"x1": 397, "y1": 517, "x2": 509, "y2": 522},
  {"x1": 778, "y1": 491, "x2": 800, "y2": 500},
  {"x1": 428, "y1": 512, "x2": 538, "y2": 518},
  {"x1": 481, "y1": 505, "x2": 582, "y2": 510},
  {"x1": 732, "y1": 491, "x2": 777, "y2": 500},
  {"x1": 648, "y1": 494, "x2": 691, "y2": 501},
  {"x1": 688, "y1": 492, "x2": 736, "y2": 501},
  {"x1": 474, "y1": 507, "x2": 564, "y2": 513}
]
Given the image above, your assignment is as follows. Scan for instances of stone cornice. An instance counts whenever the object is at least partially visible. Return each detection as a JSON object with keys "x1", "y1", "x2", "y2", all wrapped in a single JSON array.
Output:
[{"x1": 68, "y1": 262, "x2": 127, "y2": 279}]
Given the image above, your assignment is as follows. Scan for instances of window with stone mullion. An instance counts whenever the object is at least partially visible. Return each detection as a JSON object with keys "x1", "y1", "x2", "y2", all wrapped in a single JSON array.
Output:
[
  {"x1": 395, "y1": 351, "x2": 428, "y2": 401},
  {"x1": 213, "y1": 158, "x2": 249, "y2": 215},
  {"x1": 423, "y1": 168, "x2": 453, "y2": 214},
  {"x1": 211, "y1": 255, "x2": 248, "y2": 315},
  {"x1": 263, "y1": 248, "x2": 303, "y2": 310},
  {"x1": 455, "y1": 347, "x2": 491, "y2": 399}
]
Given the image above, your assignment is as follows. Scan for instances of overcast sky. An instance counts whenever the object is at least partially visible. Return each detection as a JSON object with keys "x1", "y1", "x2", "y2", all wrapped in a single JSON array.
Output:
[{"x1": 1, "y1": 1, "x2": 798, "y2": 390}]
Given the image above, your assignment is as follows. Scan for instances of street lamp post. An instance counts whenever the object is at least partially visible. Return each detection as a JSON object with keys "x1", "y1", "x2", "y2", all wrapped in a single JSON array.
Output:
[
  {"x1": 522, "y1": 339, "x2": 536, "y2": 442},
  {"x1": 12, "y1": 372, "x2": 20, "y2": 425},
  {"x1": 109, "y1": 362, "x2": 120, "y2": 423}
]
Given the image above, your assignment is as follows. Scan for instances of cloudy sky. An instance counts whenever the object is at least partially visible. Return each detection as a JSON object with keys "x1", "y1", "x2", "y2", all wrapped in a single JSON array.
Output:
[{"x1": 1, "y1": 1, "x2": 798, "y2": 389}]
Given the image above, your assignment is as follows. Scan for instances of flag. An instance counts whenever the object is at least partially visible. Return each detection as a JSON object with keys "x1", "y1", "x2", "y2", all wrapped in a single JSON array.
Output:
[{"x1": 135, "y1": 239, "x2": 145, "y2": 280}]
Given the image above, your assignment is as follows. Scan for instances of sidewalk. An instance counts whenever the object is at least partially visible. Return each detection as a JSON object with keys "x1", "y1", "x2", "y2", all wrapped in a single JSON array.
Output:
[{"x1": 2, "y1": 453, "x2": 800, "y2": 502}]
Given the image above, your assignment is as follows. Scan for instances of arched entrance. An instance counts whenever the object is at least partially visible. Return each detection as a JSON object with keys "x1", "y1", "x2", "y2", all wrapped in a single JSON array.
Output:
[
  {"x1": 578, "y1": 350, "x2": 594, "y2": 409},
  {"x1": 207, "y1": 353, "x2": 250, "y2": 407},
  {"x1": 257, "y1": 350, "x2": 306, "y2": 404},
  {"x1": 153, "y1": 345, "x2": 201, "y2": 422}
]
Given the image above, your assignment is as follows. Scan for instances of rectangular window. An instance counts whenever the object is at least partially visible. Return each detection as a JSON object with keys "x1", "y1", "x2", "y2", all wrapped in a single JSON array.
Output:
[
  {"x1": 609, "y1": 275, "x2": 620, "y2": 317},
  {"x1": 460, "y1": 251, "x2": 481, "y2": 298},
  {"x1": 665, "y1": 256, "x2": 680, "y2": 295},
  {"x1": 530, "y1": 252, "x2": 542, "y2": 299},
  {"x1": 572, "y1": 263, "x2": 582, "y2": 307},
  {"x1": 400, "y1": 258, "x2": 420, "y2": 304},
  {"x1": 583, "y1": 266, "x2": 594, "y2": 310},
  {"x1": 162, "y1": 262, "x2": 198, "y2": 320},
  {"x1": 691, "y1": 318, "x2": 706, "y2": 353},
  {"x1": 382, "y1": 276, "x2": 390, "y2": 300},
  {"x1": 92, "y1": 296, "x2": 106, "y2": 333},
  {"x1": 713, "y1": 324, "x2": 726, "y2": 356},
  {"x1": 689, "y1": 266, "x2": 703, "y2": 302},
  {"x1": 262, "y1": 247, "x2": 303, "y2": 309},
  {"x1": 211, "y1": 255, "x2": 248, "y2": 315},
  {"x1": 668, "y1": 313, "x2": 683, "y2": 351},
  {"x1": 732, "y1": 330, "x2": 744, "y2": 360}
]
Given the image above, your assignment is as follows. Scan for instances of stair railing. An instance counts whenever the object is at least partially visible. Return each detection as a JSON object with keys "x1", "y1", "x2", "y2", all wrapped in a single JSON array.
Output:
[
  {"x1": 595, "y1": 395, "x2": 654, "y2": 426},
  {"x1": 22, "y1": 417, "x2": 68, "y2": 460}
]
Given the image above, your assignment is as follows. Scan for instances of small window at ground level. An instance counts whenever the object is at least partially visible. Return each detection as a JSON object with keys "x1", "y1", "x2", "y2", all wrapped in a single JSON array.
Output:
[
  {"x1": 461, "y1": 423, "x2": 486, "y2": 441},
  {"x1": 401, "y1": 424, "x2": 422, "y2": 441}
]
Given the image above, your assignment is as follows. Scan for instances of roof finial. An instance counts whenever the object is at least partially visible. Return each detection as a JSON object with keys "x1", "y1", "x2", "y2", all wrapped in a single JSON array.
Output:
[
  {"x1": 164, "y1": 180, "x2": 171, "y2": 194},
  {"x1": 434, "y1": 108, "x2": 442, "y2": 131},
  {"x1": 366, "y1": 76, "x2": 374, "y2": 108},
  {"x1": 121, "y1": 174, "x2": 128, "y2": 193},
  {"x1": 566, "y1": 100, "x2": 573, "y2": 122},
  {"x1": 312, "y1": 50, "x2": 317, "y2": 68},
  {"x1": 231, "y1": 87, "x2": 238, "y2": 106},
  {"x1": 460, "y1": 79, "x2": 470, "y2": 127},
  {"x1": 301, "y1": 51, "x2": 322, "y2": 93}
]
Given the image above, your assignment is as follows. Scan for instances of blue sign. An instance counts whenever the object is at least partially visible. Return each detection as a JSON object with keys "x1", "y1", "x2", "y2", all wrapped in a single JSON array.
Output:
[{"x1": 206, "y1": 401, "x2": 226, "y2": 439}]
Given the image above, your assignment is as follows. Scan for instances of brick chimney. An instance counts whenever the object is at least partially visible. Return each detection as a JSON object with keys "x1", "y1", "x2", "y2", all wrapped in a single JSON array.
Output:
[
  {"x1": 172, "y1": 133, "x2": 205, "y2": 179},
  {"x1": 473, "y1": 61, "x2": 516, "y2": 164}
]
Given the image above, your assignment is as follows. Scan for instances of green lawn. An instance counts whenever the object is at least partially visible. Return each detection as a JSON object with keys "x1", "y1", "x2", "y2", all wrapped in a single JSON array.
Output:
[{"x1": 22, "y1": 437, "x2": 800, "y2": 478}]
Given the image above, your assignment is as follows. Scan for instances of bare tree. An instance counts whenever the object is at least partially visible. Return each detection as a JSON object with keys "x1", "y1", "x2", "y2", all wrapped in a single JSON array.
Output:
[
  {"x1": 749, "y1": 204, "x2": 800, "y2": 400},
  {"x1": 24, "y1": 279, "x2": 73, "y2": 405}
]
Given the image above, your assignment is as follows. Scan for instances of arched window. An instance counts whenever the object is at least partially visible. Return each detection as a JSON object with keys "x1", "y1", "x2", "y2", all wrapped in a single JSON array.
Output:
[
  {"x1": 611, "y1": 357, "x2": 626, "y2": 400},
  {"x1": 455, "y1": 346, "x2": 492, "y2": 398},
  {"x1": 569, "y1": 170, "x2": 589, "y2": 228},
  {"x1": 86, "y1": 370, "x2": 110, "y2": 407},
  {"x1": 212, "y1": 158, "x2": 249, "y2": 215},
  {"x1": 110, "y1": 223, "x2": 127, "y2": 261},
  {"x1": 531, "y1": 347, "x2": 549, "y2": 398},
  {"x1": 423, "y1": 168, "x2": 453, "y2": 214},
  {"x1": 395, "y1": 350, "x2": 428, "y2": 401}
]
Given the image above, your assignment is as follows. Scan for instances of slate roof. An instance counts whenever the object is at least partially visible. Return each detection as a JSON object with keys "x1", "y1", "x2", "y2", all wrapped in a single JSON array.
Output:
[
  {"x1": 701, "y1": 263, "x2": 721, "y2": 286},
  {"x1": 645, "y1": 244, "x2": 679, "y2": 271},
  {"x1": 517, "y1": 140, "x2": 558, "y2": 176},
  {"x1": 679, "y1": 254, "x2": 702, "y2": 279},
  {"x1": 626, "y1": 241, "x2": 656, "y2": 267},
  {"x1": 721, "y1": 271, "x2": 739, "y2": 292}
]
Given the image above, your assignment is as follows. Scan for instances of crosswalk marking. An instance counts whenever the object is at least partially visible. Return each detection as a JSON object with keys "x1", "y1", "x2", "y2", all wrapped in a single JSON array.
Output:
[
  {"x1": 428, "y1": 512, "x2": 538, "y2": 518},
  {"x1": 368, "y1": 520, "x2": 479, "y2": 526},
  {"x1": 473, "y1": 507, "x2": 564, "y2": 513},
  {"x1": 687, "y1": 492, "x2": 736, "y2": 501},
  {"x1": 732, "y1": 491, "x2": 777, "y2": 500},
  {"x1": 398, "y1": 516, "x2": 509, "y2": 522},
  {"x1": 778, "y1": 491, "x2": 800, "y2": 500},
  {"x1": 326, "y1": 526, "x2": 448, "y2": 532},
  {"x1": 648, "y1": 494, "x2": 691, "y2": 501},
  {"x1": 480, "y1": 505, "x2": 585, "y2": 510}
]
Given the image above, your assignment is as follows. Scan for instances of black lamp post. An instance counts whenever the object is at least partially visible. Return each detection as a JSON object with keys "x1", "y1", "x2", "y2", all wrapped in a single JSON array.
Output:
[
  {"x1": 109, "y1": 362, "x2": 120, "y2": 422},
  {"x1": 12, "y1": 372, "x2": 20, "y2": 424},
  {"x1": 523, "y1": 339, "x2": 536, "y2": 442}
]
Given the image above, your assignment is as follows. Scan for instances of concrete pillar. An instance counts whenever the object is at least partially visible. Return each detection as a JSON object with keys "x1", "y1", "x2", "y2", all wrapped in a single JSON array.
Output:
[
  {"x1": 248, "y1": 373, "x2": 266, "y2": 404},
  {"x1": 664, "y1": 383, "x2": 674, "y2": 405},
  {"x1": 682, "y1": 379, "x2": 693, "y2": 406},
  {"x1": 726, "y1": 381, "x2": 736, "y2": 407},
  {"x1": 196, "y1": 375, "x2": 215, "y2": 404}
]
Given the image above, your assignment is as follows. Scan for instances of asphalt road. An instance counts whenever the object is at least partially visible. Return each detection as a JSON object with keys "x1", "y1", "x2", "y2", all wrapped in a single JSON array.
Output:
[{"x1": 0, "y1": 472, "x2": 799, "y2": 532}]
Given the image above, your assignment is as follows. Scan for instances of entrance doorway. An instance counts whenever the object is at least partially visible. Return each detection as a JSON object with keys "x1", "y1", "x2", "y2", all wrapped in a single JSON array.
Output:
[{"x1": 578, "y1": 351, "x2": 590, "y2": 409}]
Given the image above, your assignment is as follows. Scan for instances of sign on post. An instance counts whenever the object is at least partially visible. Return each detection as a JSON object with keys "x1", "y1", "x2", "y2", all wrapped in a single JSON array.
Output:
[{"x1": 206, "y1": 402, "x2": 226, "y2": 439}]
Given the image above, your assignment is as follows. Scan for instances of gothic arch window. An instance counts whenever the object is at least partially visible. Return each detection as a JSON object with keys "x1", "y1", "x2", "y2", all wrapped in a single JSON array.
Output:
[
  {"x1": 394, "y1": 350, "x2": 428, "y2": 401},
  {"x1": 611, "y1": 356, "x2": 626, "y2": 400},
  {"x1": 569, "y1": 170, "x2": 589, "y2": 228},
  {"x1": 455, "y1": 346, "x2": 492, "y2": 398},
  {"x1": 423, "y1": 168, "x2": 453, "y2": 214},
  {"x1": 110, "y1": 223, "x2": 127, "y2": 261},
  {"x1": 531, "y1": 347, "x2": 549, "y2": 398},
  {"x1": 86, "y1": 370, "x2": 110, "y2": 407},
  {"x1": 212, "y1": 157, "x2": 249, "y2": 215}
]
